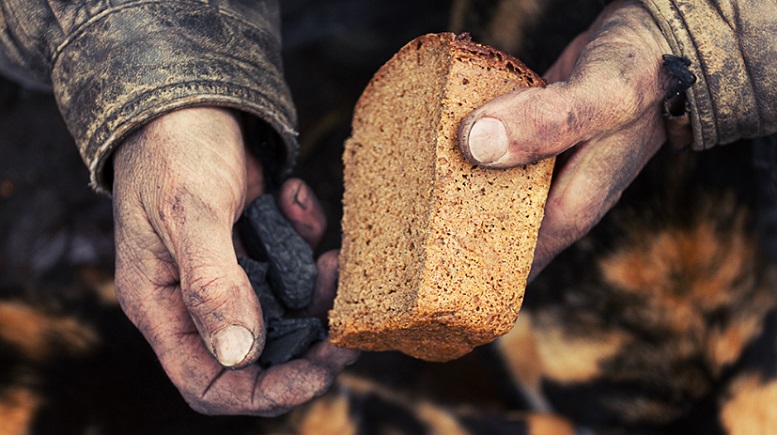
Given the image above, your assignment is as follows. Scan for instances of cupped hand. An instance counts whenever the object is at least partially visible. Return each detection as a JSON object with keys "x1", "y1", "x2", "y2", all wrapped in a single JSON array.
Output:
[
  {"x1": 458, "y1": 0, "x2": 673, "y2": 279},
  {"x1": 112, "y1": 107, "x2": 357, "y2": 415}
]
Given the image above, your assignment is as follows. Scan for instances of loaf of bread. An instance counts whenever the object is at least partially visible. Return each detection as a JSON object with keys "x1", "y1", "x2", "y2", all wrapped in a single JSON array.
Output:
[{"x1": 329, "y1": 33, "x2": 554, "y2": 362}]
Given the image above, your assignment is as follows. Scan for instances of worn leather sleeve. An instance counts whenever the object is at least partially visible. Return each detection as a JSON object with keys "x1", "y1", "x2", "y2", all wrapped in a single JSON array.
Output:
[
  {"x1": 0, "y1": 0, "x2": 298, "y2": 192},
  {"x1": 638, "y1": 0, "x2": 777, "y2": 151}
]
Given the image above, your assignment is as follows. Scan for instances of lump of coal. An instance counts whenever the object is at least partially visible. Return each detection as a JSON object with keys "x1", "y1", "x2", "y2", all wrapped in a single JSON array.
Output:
[
  {"x1": 238, "y1": 195, "x2": 317, "y2": 310},
  {"x1": 237, "y1": 256, "x2": 285, "y2": 322},
  {"x1": 237, "y1": 194, "x2": 328, "y2": 366},
  {"x1": 259, "y1": 317, "x2": 326, "y2": 367}
]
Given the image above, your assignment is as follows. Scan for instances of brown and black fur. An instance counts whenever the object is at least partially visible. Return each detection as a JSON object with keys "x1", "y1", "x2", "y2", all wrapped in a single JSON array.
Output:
[{"x1": 502, "y1": 145, "x2": 777, "y2": 434}]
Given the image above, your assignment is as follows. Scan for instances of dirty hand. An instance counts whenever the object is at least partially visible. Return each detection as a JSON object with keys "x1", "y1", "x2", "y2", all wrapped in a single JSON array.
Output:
[
  {"x1": 112, "y1": 107, "x2": 357, "y2": 415},
  {"x1": 458, "y1": 0, "x2": 673, "y2": 279}
]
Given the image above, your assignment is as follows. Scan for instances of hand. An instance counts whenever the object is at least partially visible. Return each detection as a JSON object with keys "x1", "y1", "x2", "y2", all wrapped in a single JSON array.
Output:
[
  {"x1": 112, "y1": 107, "x2": 357, "y2": 415},
  {"x1": 458, "y1": 0, "x2": 673, "y2": 279}
]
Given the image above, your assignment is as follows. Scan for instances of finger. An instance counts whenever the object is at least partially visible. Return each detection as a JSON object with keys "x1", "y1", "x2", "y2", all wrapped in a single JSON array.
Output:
[
  {"x1": 457, "y1": 81, "x2": 608, "y2": 168},
  {"x1": 123, "y1": 270, "x2": 336, "y2": 416},
  {"x1": 276, "y1": 178, "x2": 327, "y2": 251},
  {"x1": 248, "y1": 359, "x2": 333, "y2": 417},
  {"x1": 304, "y1": 340, "x2": 360, "y2": 374},
  {"x1": 458, "y1": 3, "x2": 668, "y2": 168},
  {"x1": 528, "y1": 114, "x2": 665, "y2": 281},
  {"x1": 166, "y1": 188, "x2": 265, "y2": 368},
  {"x1": 297, "y1": 249, "x2": 339, "y2": 320}
]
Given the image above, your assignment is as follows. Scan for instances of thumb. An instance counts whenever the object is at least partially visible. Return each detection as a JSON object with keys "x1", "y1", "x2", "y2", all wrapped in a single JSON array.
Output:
[
  {"x1": 168, "y1": 196, "x2": 265, "y2": 368},
  {"x1": 458, "y1": 4, "x2": 668, "y2": 168},
  {"x1": 458, "y1": 84, "x2": 591, "y2": 168},
  {"x1": 116, "y1": 107, "x2": 265, "y2": 369},
  {"x1": 459, "y1": 75, "x2": 632, "y2": 168}
]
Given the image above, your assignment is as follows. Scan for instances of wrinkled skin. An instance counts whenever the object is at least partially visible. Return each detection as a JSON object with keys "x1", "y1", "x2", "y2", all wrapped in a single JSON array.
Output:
[
  {"x1": 459, "y1": 0, "x2": 673, "y2": 279},
  {"x1": 112, "y1": 107, "x2": 357, "y2": 416}
]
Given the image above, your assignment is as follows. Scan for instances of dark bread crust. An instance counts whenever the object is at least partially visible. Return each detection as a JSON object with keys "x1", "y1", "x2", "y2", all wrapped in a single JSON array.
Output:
[
  {"x1": 450, "y1": 32, "x2": 541, "y2": 81},
  {"x1": 330, "y1": 33, "x2": 553, "y2": 361},
  {"x1": 352, "y1": 33, "x2": 543, "y2": 129}
]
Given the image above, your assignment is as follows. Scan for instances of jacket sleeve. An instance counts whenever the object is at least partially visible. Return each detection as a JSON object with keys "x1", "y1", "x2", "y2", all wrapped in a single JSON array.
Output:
[
  {"x1": 0, "y1": 0, "x2": 298, "y2": 192},
  {"x1": 638, "y1": 0, "x2": 777, "y2": 151}
]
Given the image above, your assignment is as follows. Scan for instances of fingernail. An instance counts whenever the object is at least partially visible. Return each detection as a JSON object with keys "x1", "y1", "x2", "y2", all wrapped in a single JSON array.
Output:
[
  {"x1": 212, "y1": 325, "x2": 254, "y2": 367},
  {"x1": 468, "y1": 117, "x2": 509, "y2": 164},
  {"x1": 294, "y1": 181, "x2": 310, "y2": 210}
]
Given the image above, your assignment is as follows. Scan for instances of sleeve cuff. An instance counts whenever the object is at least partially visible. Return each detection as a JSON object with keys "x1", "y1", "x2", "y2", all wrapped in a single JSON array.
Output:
[
  {"x1": 50, "y1": 1, "x2": 298, "y2": 192},
  {"x1": 638, "y1": 0, "x2": 770, "y2": 151}
]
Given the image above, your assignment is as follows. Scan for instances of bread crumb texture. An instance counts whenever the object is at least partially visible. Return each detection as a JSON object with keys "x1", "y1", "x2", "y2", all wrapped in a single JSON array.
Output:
[{"x1": 330, "y1": 33, "x2": 554, "y2": 361}]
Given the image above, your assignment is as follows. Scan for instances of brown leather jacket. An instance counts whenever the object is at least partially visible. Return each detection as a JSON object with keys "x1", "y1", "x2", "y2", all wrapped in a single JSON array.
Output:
[
  {"x1": 0, "y1": 0, "x2": 774, "y2": 191},
  {"x1": 0, "y1": 0, "x2": 297, "y2": 192}
]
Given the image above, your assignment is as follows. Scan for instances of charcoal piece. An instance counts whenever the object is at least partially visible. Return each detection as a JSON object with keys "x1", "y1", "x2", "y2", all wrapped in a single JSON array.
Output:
[
  {"x1": 259, "y1": 317, "x2": 325, "y2": 366},
  {"x1": 238, "y1": 195, "x2": 317, "y2": 310},
  {"x1": 238, "y1": 256, "x2": 285, "y2": 322},
  {"x1": 266, "y1": 317, "x2": 326, "y2": 341}
]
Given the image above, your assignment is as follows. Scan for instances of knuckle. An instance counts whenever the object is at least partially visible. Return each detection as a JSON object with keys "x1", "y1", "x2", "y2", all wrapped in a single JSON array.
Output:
[
  {"x1": 179, "y1": 379, "x2": 238, "y2": 416},
  {"x1": 181, "y1": 270, "x2": 232, "y2": 313},
  {"x1": 544, "y1": 194, "x2": 598, "y2": 242},
  {"x1": 175, "y1": 380, "x2": 214, "y2": 414},
  {"x1": 253, "y1": 388, "x2": 293, "y2": 416},
  {"x1": 547, "y1": 184, "x2": 622, "y2": 242},
  {"x1": 534, "y1": 88, "x2": 578, "y2": 148},
  {"x1": 609, "y1": 80, "x2": 643, "y2": 121},
  {"x1": 253, "y1": 363, "x2": 329, "y2": 413},
  {"x1": 184, "y1": 397, "x2": 217, "y2": 416}
]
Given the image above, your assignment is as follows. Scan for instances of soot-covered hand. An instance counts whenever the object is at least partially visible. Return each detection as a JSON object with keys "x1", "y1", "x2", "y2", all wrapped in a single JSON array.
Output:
[{"x1": 112, "y1": 107, "x2": 356, "y2": 416}]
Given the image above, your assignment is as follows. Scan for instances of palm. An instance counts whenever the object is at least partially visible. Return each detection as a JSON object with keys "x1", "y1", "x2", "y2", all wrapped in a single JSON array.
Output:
[{"x1": 112, "y1": 107, "x2": 356, "y2": 415}]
